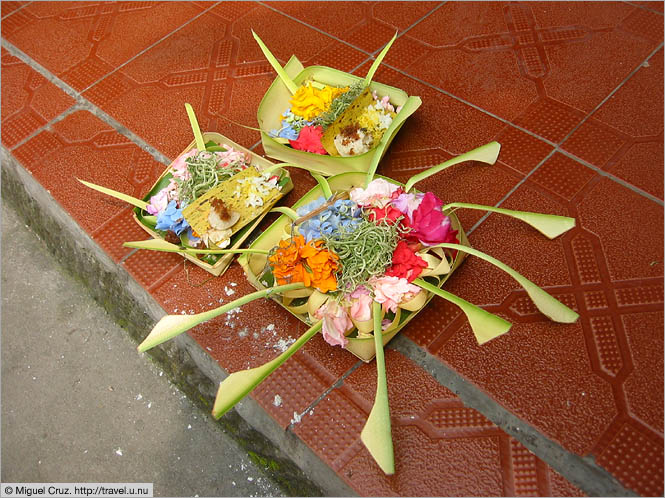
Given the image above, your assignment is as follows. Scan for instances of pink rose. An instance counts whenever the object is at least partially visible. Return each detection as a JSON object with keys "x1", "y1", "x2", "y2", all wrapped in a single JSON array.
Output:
[
  {"x1": 146, "y1": 179, "x2": 179, "y2": 215},
  {"x1": 349, "y1": 179, "x2": 400, "y2": 208},
  {"x1": 171, "y1": 149, "x2": 197, "y2": 181},
  {"x1": 315, "y1": 300, "x2": 353, "y2": 348},
  {"x1": 349, "y1": 286, "x2": 373, "y2": 322},
  {"x1": 370, "y1": 275, "x2": 421, "y2": 313},
  {"x1": 405, "y1": 192, "x2": 458, "y2": 246},
  {"x1": 289, "y1": 125, "x2": 328, "y2": 155}
]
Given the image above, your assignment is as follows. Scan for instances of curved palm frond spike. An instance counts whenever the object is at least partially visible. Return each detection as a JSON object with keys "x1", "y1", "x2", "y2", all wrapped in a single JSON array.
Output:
[
  {"x1": 123, "y1": 239, "x2": 270, "y2": 256},
  {"x1": 443, "y1": 202, "x2": 575, "y2": 240},
  {"x1": 184, "y1": 103, "x2": 206, "y2": 151},
  {"x1": 413, "y1": 279, "x2": 512, "y2": 345},
  {"x1": 402, "y1": 141, "x2": 502, "y2": 193},
  {"x1": 428, "y1": 244, "x2": 579, "y2": 323},
  {"x1": 360, "y1": 301, "x2": 395, "y2": 475},
  {"x1": 77, "y1": 178, "x2": 148, "y2": 210},
  {"x1": 270, "y1": 206, "x2": 299, "y2": 221},
  {"x1": 252, "y1": 30, "x2": 298, "y2": 94},
  {"x1": 312, "y1": 173, "x2": 333, "y2": 199},
  {"x1": 138, "y1": 282, "x2": 306, "y2": 353},
  {"x1": 364, "y1": 31, "x2": 397, "y2": 87},
  {"x1": 212, "y1": 320, "x2": 323, "y2": 418}
]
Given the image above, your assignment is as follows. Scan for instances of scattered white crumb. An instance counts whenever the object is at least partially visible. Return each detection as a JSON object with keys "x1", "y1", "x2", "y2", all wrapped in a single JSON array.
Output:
[
  {"x1": 136, "y1": 394, "x2": 143, "y2": 401},
  {"x1": 224, "y1": 286, "x2": 236, "y2": 296},
  {"x1": 187, "y1": 424, "x2": 192, "y2": 429},
  {"x1": 290, "y1": 411, "x2": 302, "y2": 425},
  {"x1": 266, "y1": 324, "x2": 275, "y2": 332},
  {"x1": 230, "y1": 282, "x2": 237, "y2": 287},
  {"x1": 273, "y1": 395, "x2": 282, "y2": 407},
  {"x1": 248, "y1": 477, "x2": 254, "y2": 482},
  {"x1": 115, "y1": 448, "x2": 123, "y2": 456},
  {"x1": 273, "y1": 337, "x2": 295, "y2": 352}
]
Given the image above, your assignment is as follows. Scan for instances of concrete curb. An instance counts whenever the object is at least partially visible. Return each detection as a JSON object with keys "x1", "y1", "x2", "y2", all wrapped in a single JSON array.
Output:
[{"x1": 2, "y1": 147, "x2": 356, "y2": 497}]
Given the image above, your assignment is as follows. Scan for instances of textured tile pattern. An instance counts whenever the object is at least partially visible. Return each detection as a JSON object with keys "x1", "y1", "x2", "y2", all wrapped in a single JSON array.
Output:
[{"x1": 3, "y1": 2, "x2": 662, "y2": 496}]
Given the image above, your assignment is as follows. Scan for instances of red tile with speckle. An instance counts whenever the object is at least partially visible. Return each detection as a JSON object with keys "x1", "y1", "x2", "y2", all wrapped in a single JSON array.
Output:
[
  {"x1": 11, "y1": 110, "x2": 165, "y2": 236},
  {"x1": 294, "y1": 350, "x2": 585, "y2": 496},
  {"x1": 3, "y1": 2, "x2": 662, "y2": 496},
  {"x1": 1, "y1": 47, "x2": 75, "y2": 148},
  {"x1": 1, "y1": 2, "x2": 206, "y2": 92}
]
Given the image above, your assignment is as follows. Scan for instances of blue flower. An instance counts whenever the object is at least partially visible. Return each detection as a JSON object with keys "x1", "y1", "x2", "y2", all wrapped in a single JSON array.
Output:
[
  {"x1": 296, "y1": 196, "x2": 362, "y2": 242},
  {"x1": 155, "y1": 200, "x2": 190, "y2": 236}
]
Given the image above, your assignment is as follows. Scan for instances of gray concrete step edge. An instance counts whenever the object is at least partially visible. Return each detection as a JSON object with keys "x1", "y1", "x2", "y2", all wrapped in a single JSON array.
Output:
[{"x1": 1, "y1": 147, "x2": 356, "y2": 498}]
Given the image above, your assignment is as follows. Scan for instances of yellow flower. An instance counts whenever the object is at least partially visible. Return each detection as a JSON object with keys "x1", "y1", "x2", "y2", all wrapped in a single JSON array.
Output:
[{"x1": 289, "y1": 83, "x2": 348, "y2": 121}]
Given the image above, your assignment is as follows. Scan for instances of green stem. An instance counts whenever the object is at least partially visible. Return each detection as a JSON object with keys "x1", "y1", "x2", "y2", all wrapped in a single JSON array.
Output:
[
  {"x1": 426, "y1": 244, "x2": 579, "y2": 323},
  {"x1": 123, "y1": 239, "x2": 269, "y2": 255},
  {"x1": 414, "y1": 278, "x2": 512, "y2": 345},
  {"x1": 442, "y1": 203, "x2": 575, "y2": 239},
  {"x1": 404, "y1": 142, "x2": 501, "y2": 193},
  {"x1": 364, "y1": 32, "x2": 397, "y2": 87},
  {"x1": 360, "y1": 301, "x2": 395, "y2": 475},
  {"x1": 312, "y1": 174, "x2": 333, "y2": 199},
  {"x1": 185, "y1": 103, "x2": 206, "y2": 152},
  {"x1": 138, "y1": 282, "x2": 306, "y2": 352},
  {"x1": 212, "y1": 320, "x2": 323, "y2": 418},
  {"x1": 270, "y1": 207, "x2": 299, "y2": 221}
]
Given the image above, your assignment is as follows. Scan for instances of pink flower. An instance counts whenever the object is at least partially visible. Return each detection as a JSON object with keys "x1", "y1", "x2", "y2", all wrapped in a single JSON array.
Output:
[
  {"x1": 349, "y1": 286, "x2": 373, "y2": 322},
  {"x1": 289, "y1": 125, "x2": 328, "y2": 155},
  {"x1": 315, "y1": 300, "x2": 353, "y2": 348},
  {"x1": 392, "y1": 192, "x2": 424, "y2": 220},
  {"x1": 171, "y1": 149, "x2": 197, "y2": 181},
  {"x1": 367, "y1": 205, "x2": 404, "y2": 225},
  {"x1": 370, "y1": 275, "x2": 421, "y2": 313},
  {"x1": 146, "y1": 179, "x2": 179, "y2": 215},
  {"x1": 349, "y1": 179, "x2": 400, "y2": 208},
  {"x1": 405, "y1": 192, "x2": 458, "y2": 246}
]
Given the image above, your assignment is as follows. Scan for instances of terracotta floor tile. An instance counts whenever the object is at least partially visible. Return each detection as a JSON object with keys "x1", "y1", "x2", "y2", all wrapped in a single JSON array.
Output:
[
  {"x1": 265, "y1": 2, "x2": 441, "y2": 54},
  {"x1": 11, "y1": 110, "x2": 165, "y2": 235},
  {"x1": 1, "y1": 47, "x2": 75, "y2": 148},
  {"x1": 428, "y1": 174, "x2": 663, "y2": 494},
  {"x1": 590, "y1": 48, "x2": 663, "y2": 138},
  {"x1": 1, "y1": 2, "x2": 205, "y2": 92},
  {"x1": 91, "y1": 207, "x2": 153, "y2": 263},
  {"x1": 1, "y1": 1, "x2": 27, "y2": 19},
  {"x1": 494, "y1": 125, "x2": 554, "y2": 175},
  {"x1": 529, "y1": 152, "x2": 596, "y2": 202},
  {"x1": 560, "y1": 119, "x2": 629, "y2": 169},
  {"x1": 82, "y1": 6, "x2": 364, "y2": 160},
  {"x1": 607, "y1": 139, "x2": 664, "y2": 200},
  {"x1": 294, "y1": 349, "x2": 584, "y2": 495}
]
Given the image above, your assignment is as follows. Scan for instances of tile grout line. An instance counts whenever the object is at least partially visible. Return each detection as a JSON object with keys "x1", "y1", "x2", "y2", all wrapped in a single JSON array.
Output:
[
  {"x1": 387, "y1": 334, "x2": 637, "y2": 497},
  {"x1": 287, "y1": 360, "x2": 364, "y2": 432},
  {"x1": 77, "y1": 2, "x2": 223, "y2": 95},
  {"x1": 1, "y1": 40, "x2": 173, "y2": 166},
  {"x1": 1, "y1": 1, "x2": 31, "y2": 20},
  {"x1": 623, "y1": 1, "x2": 665, "y2": 15},
  {"x1": 553, "y1": 42, "x2": 664, "y2": 150}
]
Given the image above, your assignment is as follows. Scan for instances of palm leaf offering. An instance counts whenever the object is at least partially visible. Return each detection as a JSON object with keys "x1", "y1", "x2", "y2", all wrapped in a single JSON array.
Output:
[
  {"x1": 136, "y1": 138, "x2": 579, "y2": 474},
  {"x1": 79, "y1": 105, "x2": 293, "y2": 276},
  {"x1": 254, "y1": 31, "x2": 422, "y2": 176}
]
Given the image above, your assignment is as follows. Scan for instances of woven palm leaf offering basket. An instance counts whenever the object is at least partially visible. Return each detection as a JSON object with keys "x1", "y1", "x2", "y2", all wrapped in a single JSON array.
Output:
[
  {"x1": 254, "y1": 31, "x2": 422, "y2": 176},
  {"x1": 137, "y1": 140, "x2": 580, "y2": 475},
  {"x1": 79, "y1": 104, "x2": 293, "y2": 276}
]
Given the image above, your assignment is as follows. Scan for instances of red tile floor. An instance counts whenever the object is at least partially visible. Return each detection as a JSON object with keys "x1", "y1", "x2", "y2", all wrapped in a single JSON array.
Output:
[{"x1": 2, "y1": 2, "x2": 663, "y2": 496}]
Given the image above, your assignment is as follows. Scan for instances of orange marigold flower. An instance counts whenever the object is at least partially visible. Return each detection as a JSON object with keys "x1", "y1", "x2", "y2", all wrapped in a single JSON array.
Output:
[{"x1": 268, "y1": 235, "x2": 339, "y2": 293}]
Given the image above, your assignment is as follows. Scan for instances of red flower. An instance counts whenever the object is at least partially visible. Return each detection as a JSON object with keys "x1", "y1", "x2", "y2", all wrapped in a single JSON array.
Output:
[
  {"x1": 385, "y1": 240, "x2": 428, "y2": 282},
  {"x1": 405, "y1": 192, "x2": 458, "y2": 246},
  {"x1": 289, "y1": 125, "x2": 328, "y2": 155},
  {"x1": 368, "y1": 205, "x2": 404, "y2": 224}
]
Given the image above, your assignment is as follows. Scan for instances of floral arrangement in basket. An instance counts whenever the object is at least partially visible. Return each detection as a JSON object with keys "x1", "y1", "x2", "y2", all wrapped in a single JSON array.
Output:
[
  {"x1": 134, "y1": 141, "x2": 579, "y2": 475},
  {"x1": 79, "y1": 104, "x2": 293, "y2": 276},
  {"x1": 254, "y1": 31, "x2": 422, "y2": 176}
]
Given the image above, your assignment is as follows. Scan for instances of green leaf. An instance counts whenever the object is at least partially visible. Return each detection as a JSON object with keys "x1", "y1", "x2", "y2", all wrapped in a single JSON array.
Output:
[
  {"x1": 123, "y1": 239, "x2": 269, "y2": 255},
  {"x1": 428, "y1": 244, "x2": 579, "y2": 323},
  {"x1": 312, "y1": 174, "x2": 333, "y2": 199},
  {"x1": 364, "y1": 32, "x2": 398, "y2": 87},
  {"x1": 365, "y1": 96, "x2": 422, "y2": 186},
  {"x1": 212, "y1": 320, "x2": 323, "y2": 418},
  {"x1": 404, "y1": 141, "x2": 501, "y2": 193},
  {"x1": 185, "y1": 103, "x2": 206, "y2": 152},
  {"x1": 137, "y1": 282, "x2": 305, "y2": 352},
  {"x1": 443, "y1": 203, "x2": 576, "y2": 239},
  {"x1": 77, "y1": 178, "x2": 148, "y2": 210},
  {"x1": 360, "y1": 301, "x2": 395, "y2": 475},
  {"x1": 270, "y1": 207, "x2": 299, "y2": 221},
  {"x1": 414, "y1": 279, "x2": 512, "y2": 345},
  {"x1": 252, "y1": 30, "x2": 298, "y2": 94}
]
